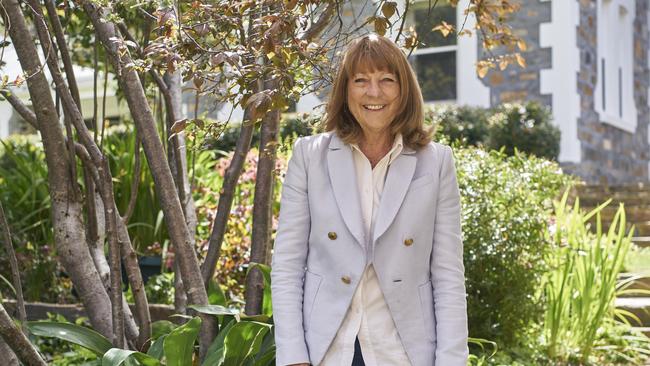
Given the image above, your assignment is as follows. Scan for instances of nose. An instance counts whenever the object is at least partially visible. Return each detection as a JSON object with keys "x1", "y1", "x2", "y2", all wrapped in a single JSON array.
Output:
[{"x1": 365, "y1": 79, "x2": 381, "y2": 98}]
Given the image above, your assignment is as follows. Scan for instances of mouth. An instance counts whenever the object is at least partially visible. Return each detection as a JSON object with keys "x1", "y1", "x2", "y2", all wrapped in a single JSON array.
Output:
[{"x1": 363, "y1": 104, "x2": 386, "y2": 111}]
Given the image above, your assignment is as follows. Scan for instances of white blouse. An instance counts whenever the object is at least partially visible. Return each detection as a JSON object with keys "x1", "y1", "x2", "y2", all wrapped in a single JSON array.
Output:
[{"x1": 319, "y1": 134, "x2": 412, "y2": 366}]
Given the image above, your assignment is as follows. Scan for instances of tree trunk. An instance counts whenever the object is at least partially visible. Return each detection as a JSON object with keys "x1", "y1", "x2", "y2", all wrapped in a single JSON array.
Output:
[
  {"x1": 81, "y1": 1, "x2": 216, "y2": 354},
  {"x1": 201, "y1": 108, "x2": 255, "y2": 286},
  {"x1": 0, "y1": 304, "x2": 47, "y2": 366},
  {"x1": 1, "y1": 0, "x2": 114, "y2": 339},
  {"x1": 0, "y1": 339, "x2": 19, "y2": 366},
  {"x1": 163, "y1": 71, "x2": 198, "y2": 236},
  {"x1": 116, "y1": 212, "x2": 152, "y2": 349},
  {"x1": 162, "y1": 71, "x2": 193, "y2": 313},
  {"x1": 245, "y1": 107, "x2": 280, "y2": 316},
  {"x1": 77, "y1": 145, "x2": 149, "y2": 348},
  {"x1": 84, "y1": 173, "x2": 110, "y2": 284}
]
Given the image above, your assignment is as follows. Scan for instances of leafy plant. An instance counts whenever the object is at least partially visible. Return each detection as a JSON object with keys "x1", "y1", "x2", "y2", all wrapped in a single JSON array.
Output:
[
  {"x1": 26, "y1": 265, "x2": 277, "y2": 366},
  {"x1": 455, "y1": 145, "x2": 573, "y2": 348},
  {"x1": 542, "y1": 189, "x2": 646, "y2": 363}
]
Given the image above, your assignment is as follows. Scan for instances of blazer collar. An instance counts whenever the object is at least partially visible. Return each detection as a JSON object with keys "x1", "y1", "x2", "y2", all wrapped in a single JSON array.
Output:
[
  {"x1": 327, "y1": 132, "x2": 417, "y2": 246},
  {"x1": 328, "y1": 132, "x2": 416, "y2": 155}
]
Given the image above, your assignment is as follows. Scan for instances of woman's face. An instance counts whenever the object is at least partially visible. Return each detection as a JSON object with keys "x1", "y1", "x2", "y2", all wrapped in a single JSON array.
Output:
[{"x1": 346, "y1": 67, "x2": 401, "y2": 137}]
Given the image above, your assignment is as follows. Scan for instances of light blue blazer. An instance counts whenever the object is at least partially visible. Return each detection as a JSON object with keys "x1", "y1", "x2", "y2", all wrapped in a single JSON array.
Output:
[{"x1": 271, "y1": 132, "x2": 468, "y2": 366}]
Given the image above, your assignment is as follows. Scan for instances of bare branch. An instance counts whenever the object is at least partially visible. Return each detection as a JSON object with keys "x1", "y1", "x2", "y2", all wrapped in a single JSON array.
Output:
[
  {"x1": 122, "y1": 130, "x2": 142, "y2": 223},
  {"x1": 201, "y1": 116, "x2": 255, "y2": 285},
  {"x1": 0, "y1": 304, "x2": 47, "y2": 366},
  {"x1": 44, "y1": 0, "x2": 81, "y2": 109},
  {"x1": 0, "y1": 90, "x2": 36, "y2": 129},
  {"x1": 300, "y1": 2, "x2": 337, "y2": 42},
  {"x1": 0, "y1": 200, "x2": 26, "y2": 331}
]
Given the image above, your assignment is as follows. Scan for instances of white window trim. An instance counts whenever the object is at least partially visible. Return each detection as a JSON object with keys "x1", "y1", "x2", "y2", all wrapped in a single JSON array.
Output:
[{"x1": 595, "y1": 0, "x2": 637, "y2": 133}]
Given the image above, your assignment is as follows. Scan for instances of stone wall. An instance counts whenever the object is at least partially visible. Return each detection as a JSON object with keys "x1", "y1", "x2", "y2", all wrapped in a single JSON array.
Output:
[
  {"x1": 565, "y1": 0, "x2": 650, "y2": 184},
  {"x1": 479, "y1": 0, "x2": 552, "y2": 106}
]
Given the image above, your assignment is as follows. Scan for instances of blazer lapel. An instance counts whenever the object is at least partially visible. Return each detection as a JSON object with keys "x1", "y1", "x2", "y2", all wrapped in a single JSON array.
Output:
[
  {"x1": 372, "y1": 148, "x2": 417, "y2": 243},
  {"x1": 327, "y1": 134, "x2": 366, "y2": 247}
]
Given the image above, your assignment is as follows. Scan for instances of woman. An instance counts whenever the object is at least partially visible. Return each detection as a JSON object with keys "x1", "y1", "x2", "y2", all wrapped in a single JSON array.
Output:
[{"x1": 270, "y1": 34, "x2": 468, "y2": 366}]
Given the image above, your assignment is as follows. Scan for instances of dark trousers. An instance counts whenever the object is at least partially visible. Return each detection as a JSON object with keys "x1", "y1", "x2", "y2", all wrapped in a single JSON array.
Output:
[{"x1": 352, "y1": 336, "x2": 365, "y2": 366}]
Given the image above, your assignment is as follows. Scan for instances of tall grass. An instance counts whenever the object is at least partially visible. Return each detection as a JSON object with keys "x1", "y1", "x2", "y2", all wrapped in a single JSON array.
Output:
[{"x1": 543, "y1": 189, "x2": 635, "y2": 362}]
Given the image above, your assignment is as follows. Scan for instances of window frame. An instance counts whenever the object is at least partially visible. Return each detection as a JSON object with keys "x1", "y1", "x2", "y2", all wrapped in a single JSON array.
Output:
[
  {"x1": 408, "y1": 0, "x2": 459, "y2": 104},
  {"x1": 595, "y1": 0, "x2": 637, "y2": 132}
]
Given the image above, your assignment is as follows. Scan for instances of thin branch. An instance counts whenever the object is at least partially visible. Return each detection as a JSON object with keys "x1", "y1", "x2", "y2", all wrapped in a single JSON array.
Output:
[
  {"x1": 44, "y1": 0, "x2": 81, "y2": 109},
  {"x1": 0, "y1": 304, "x2": 47, "y2": 366},
  {"x1": 299, "y1": 1, "x2": 336, "y2": 42},
  {"x1": 0, "y1": 200, "x2": 26, "y2": 332},
  {"x1": 394, "y1": 0, "x2": 412, "y2": 43},
  {"x1": 100, "y1": 59, "x2": 108, "y2": 147},
  {"x1": 93, "y1": 40, "x2": 99, "y2": 142},
  {"x1": 0, "y1": 90, "x2": 36, "y2": 128},
  {"x1": 122, "y1": 129, "x2": 141, "y2": 223}
]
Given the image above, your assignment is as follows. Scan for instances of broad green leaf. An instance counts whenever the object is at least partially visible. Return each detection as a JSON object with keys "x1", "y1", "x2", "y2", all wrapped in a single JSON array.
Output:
[
  {"x1": 223, "y1": 321, "x2": 272, "y2": 366},
  {"x1": 208, "y1": 278, "x2": 227, "y2": 306},
  {"x1": 101, "y1": 348, "x2": 160, "y2": 366},
  {"x1": 147, "y1": 335, "x2": 165, "y2": 359},
  {"x1": 252, "y1": 330, "x2": 276, "y2": 366},
  {"x1": 189, "y1": 304, "x2": 240, "y2": 317},
  {"x1": 201, "y1": 319, "x2": 236, "y2": 366},
  {"x1": 239, "y1": 314, "x2": 270, "y2": 322},
  {"x1": 27, "y1": 321, "x2": 112, "y2": 355},
  {"x1": 164, "y1": 316, "x2": 201, "y2": 366},
  {"x1": 151, "y1": 320, "x2": 176, "y2": 340}
]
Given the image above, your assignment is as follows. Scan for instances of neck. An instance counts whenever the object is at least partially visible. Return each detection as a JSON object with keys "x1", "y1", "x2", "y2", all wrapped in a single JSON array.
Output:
[{"x1": 359, "y1": 131, "x2": 393, "y2": 166}]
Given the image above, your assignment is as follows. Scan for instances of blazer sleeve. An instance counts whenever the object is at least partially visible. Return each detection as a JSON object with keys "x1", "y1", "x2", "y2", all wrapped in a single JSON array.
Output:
[
  {"x1": 271, "y1": 137, "x2": 311, "y2": 366},
  {"x1": 430, "y1": 145, "x2": 469, "y2": 365}
]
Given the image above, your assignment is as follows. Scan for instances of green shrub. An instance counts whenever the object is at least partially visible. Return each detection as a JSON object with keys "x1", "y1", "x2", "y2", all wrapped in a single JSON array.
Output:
[
  {"x1": 430, "y1": 101, "x2": 561, "y2": 160},
  {"x1": 487, "y1": 103, "x2": 561, "y2": 161},
  {"x1": 429, "y1": 104, "x2": 491, "y2": 147},
  {"x1": 455, "y1": 145, "x2": 574, "y2": 349}
]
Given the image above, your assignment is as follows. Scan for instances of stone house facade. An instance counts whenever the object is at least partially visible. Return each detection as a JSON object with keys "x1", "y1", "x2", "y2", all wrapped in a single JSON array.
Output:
[
  {"x1": 452, "y1": 0, "x2": 650, "y2": 183},
  {"x1": 480, "y1": 0, "x2": 650, "y2": 184}
]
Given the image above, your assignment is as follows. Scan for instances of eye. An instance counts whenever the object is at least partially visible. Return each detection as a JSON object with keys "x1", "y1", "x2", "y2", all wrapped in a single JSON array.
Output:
[
  {"x1": 382, "y1": 77, "x2": 395, "y2": 82},
  {"x1": 354, "y1": 78, "x2": 368, "y2": 83}
]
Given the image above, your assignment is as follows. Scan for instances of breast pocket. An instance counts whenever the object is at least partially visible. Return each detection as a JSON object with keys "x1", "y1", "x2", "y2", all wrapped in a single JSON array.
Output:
[
  {"x1": 302, "y1": 270, "x2": 322, "y2": 331},
  {"x1": 418, "y1": 279, "x2": 435, "y2": 342}
]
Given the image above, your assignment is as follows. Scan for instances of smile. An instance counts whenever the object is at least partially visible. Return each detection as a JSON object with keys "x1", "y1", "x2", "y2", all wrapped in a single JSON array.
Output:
[{"x1": 363, "y1": 104, "x2": 386, "y2": 111}]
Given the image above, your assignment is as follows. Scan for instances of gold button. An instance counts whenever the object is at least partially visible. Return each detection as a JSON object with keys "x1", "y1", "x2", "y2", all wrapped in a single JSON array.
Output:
[
  {"x1": 328, "y1": 232, "x2": 337, "y2": 240},
  {"x1": 341, "y1": 275, "x2": 351, "y2": 284},
  {"x1": 404, "y1": 238, "x2": 414, "y2": 246}
]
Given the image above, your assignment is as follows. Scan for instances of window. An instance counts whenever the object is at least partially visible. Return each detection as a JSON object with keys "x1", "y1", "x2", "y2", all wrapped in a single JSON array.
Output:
[
  {"x1": 595, "y1": 0, "x2": 636, "y2": 132},
  {"x1": 410, "y1": 0, "x2": 457, "y2": 102}
]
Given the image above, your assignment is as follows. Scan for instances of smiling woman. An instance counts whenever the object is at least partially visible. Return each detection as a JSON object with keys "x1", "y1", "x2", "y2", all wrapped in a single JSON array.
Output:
[{"x1": 271, "y1": 34, "x2": 469, "y2": 366}]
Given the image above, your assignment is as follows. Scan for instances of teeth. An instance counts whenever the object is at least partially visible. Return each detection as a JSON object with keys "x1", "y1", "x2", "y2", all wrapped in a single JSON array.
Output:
[{"x1": 364, "y1": 105, "x2": 385, "y2": 110}]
